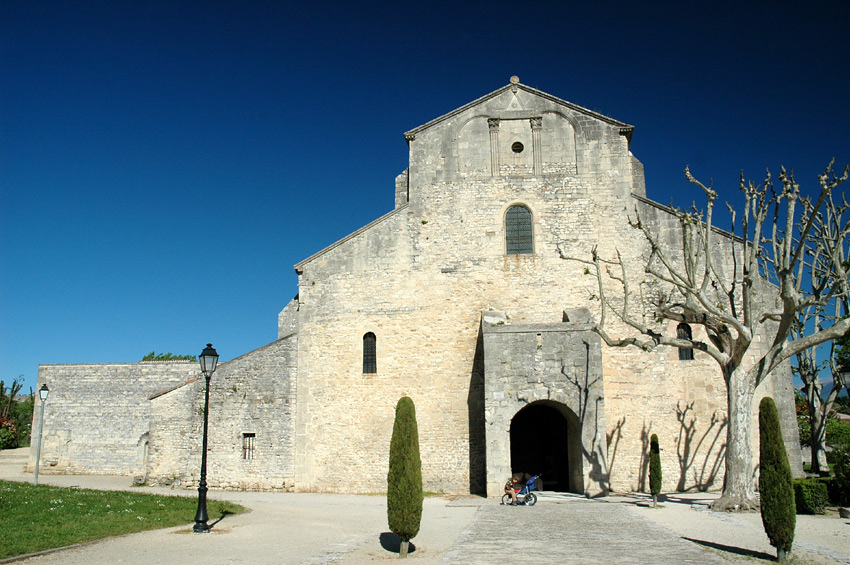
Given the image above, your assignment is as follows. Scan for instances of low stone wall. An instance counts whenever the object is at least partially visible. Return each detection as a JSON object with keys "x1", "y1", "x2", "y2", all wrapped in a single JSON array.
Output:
[
  {"x1": 147, "y1": 336, "x2": 298, "y2": 491},
  {"x1": 29, "y1": 361, "x2": 198, "y2": 475}
]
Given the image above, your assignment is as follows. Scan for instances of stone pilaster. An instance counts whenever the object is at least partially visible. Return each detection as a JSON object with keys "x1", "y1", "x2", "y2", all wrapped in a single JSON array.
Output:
[
  {"x1": 488, "y1": 118, "x2": 500, "y2": 176},
  {"x1": 530, "y1": 116, "x2": 542, "y2": 175}
]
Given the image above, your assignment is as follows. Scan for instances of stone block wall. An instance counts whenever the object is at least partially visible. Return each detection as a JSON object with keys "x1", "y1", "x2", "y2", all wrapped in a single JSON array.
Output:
[
  {"x1": 290, "y1": 81, "x2": 801, "y2": 497},
  {"x1": 291, "y1": 86, "x2": 721, "y2": 495},
  {"x1": 148, "y1": 336, "x2": 297, "y2": 491},
  {"x1": 29, "y1": 362, "x2": 198, "y2": 475},
  {"x1": 482, "y1": 319, "x2": 608, "y2": 497}
]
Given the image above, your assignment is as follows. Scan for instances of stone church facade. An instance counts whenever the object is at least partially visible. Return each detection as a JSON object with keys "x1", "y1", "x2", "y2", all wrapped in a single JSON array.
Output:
[{"x1": 31, "y1": 79, "x2": 802, "y2": 497}]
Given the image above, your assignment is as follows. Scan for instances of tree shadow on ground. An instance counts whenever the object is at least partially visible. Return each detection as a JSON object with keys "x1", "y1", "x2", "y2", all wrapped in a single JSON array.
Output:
[
  {"x1": 379, "y1": 532, "x2": 416, "y2": 555},
  {"x1": 683, "y1": 537, "x2": 773, "y2": 561}
]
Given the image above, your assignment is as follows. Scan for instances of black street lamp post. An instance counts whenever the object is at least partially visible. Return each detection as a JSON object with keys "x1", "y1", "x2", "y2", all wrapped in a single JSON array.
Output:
[
  {"x1": 193, "y1": 343, "x2": 219, "y2": 533},
  {"x1": 34, "y1": 384, "x2": 49, "y2": 486}
]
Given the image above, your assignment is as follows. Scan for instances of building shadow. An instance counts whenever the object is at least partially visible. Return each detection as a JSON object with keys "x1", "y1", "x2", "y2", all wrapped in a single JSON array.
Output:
[
  {"x1": 379, "y1": 532, "x2": 416, "y2": 555},
  {"x1": 683, "y1": 538, "x2": 773, "y2": 560},
  {"x1": 467, "y1": 328, "x2": 486, "y2": 495}
]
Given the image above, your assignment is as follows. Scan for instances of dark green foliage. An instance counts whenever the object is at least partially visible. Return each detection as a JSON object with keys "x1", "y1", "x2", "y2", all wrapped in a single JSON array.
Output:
[
  {"x1": 387, "y1": 396, "x2": 423, "y2": 545},
  {"x1": 0, "y1": 378, "x2": 31, "y2": 447},
  {"x1": 831, "y1": 445, "x2": 850, "y2": 506},
  {"x1": 835, "y1": 329, "x2": 850, "y2": 375},
  {"x1": 795, "y1": 391, "x2": 811, "y2": 447},
  {"x1": 10, "y1": 393, "x2": 33, "y2": 446},
  {"x1": 759, "y1": 397, "x2": 795, "y2": 557},
  {"x1": 0, "y1": 379, "x2": 23, "y2": 419},
  {"x1": 826, "y1": 418, "x2": 850, "y2": 450},
  {"x1": 0, "y1": 419, "x2": 17, "y2": 449},
  {"x1": 792, "y1": 478, "x2": 828, "y2": 514},
  {"x1": 649, "y1": 434, "x2": 662, "y2": 498},
  {"x1": 141, "y1": 351, "x2": 197, "y2": 362}
]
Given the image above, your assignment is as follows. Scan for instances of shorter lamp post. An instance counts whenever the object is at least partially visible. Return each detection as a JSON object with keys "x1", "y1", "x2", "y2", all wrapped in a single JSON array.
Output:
[
  {"x1": 193, "y1": 344, "x2": 219, "y2": 533},
  {"x1": 34, "y1": 384, "x2": 49, "y2": 486},
  {"x1": 840, "y1": 367, "x2": 850, "y2": 398}
]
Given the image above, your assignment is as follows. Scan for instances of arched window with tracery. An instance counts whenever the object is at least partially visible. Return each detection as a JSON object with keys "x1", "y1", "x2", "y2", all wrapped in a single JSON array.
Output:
[
  {"x1": 505, "y1": 205, "x2": 533, "y2": 254},
  {"x1": 677, "y1": 323, "x2": 694, "y2": 361},
  {"x1": 363, "y1": 332, "x2": 377, "y2": 373}
]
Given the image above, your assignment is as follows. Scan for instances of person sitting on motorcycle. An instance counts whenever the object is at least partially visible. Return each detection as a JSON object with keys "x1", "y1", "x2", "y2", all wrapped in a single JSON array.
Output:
[{"x1": 504, "y1": 473, "x2": 521, "y2": 505}]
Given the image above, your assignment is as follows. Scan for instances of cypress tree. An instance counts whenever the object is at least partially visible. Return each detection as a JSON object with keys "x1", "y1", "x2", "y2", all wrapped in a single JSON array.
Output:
[
  {"x1": 759, "y1": 396, "x2": 795, "y2": 562},
  {"x1": 649, "y1": 433, "x2": 662, "y2": 508},
  {"x1": 387, "y1": 396, "x2": 422, "y2": 558}
]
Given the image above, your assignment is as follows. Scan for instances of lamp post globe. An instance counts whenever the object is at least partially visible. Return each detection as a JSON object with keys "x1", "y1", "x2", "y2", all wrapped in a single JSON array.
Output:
[
  {"x1": 200, "y1": 343, "x2": 219, "y2": 377},
  {"x1": 193, "y1": 343, "x2": 218, "y2": 533},
  {"x1": 35, "y1": 384, "x2": 49, "y2": 485}
]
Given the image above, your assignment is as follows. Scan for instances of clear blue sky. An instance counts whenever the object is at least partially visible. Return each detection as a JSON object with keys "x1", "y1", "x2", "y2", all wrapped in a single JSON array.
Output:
[{"x1": 2, "y1": 1, "x2": 849, "y2": 393}]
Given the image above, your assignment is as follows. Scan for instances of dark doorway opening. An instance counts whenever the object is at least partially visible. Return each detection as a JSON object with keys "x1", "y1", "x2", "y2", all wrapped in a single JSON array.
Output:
[{"x1": 510, "y1": 403, "x2": 572, "y2": 492}]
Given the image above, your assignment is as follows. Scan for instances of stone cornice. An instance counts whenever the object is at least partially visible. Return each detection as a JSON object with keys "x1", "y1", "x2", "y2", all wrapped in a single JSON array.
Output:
[
  {"x1": 403, "y1": 81, "x2": 634, "y2": 139},
  {"x1": 294, "y1": 204, "x2": 409, "y2": 273}
]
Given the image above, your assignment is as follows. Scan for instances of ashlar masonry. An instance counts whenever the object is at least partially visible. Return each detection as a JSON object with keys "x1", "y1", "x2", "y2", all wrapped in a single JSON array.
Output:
[{"x1": 31, "y1": 78, "x2": 802, "y2": 497}]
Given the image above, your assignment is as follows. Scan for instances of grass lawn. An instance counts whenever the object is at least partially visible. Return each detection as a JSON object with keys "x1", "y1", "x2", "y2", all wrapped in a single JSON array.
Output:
[{"x1": 0, "y1": 480, "x2": 247, "y2": 559}]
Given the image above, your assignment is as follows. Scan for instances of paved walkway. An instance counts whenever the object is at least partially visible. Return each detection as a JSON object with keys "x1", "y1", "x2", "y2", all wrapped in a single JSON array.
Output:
[
  {"x1": 2, "y1": 448, "x2": 848, "y2": 563},
  {"x1": 445, "y1": 495, "x2": 728, "y2": 564}
]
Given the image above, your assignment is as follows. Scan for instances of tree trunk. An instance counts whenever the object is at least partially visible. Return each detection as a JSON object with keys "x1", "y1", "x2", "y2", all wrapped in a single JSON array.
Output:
[
  {"x1": 809, "y1": 399, "x2": 830, "y2": 476},
  {"x1": 804, "y1": 377, "x2": 830, "y2": 476},
  {"x1": 399, "y1": 540, "x2": 409, "y2": 558},
  {"x1": 713, "y1": 367, "x2": 760, "y2": 511}
]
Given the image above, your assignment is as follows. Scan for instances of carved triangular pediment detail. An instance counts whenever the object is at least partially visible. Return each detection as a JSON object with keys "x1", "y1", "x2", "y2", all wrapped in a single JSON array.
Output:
[{"x1": 505, "y1": 91, "x2": 523, "y2": 111}]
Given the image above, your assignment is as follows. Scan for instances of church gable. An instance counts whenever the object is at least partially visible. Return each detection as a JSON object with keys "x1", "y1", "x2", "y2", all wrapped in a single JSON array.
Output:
[{"x1": 404, "y1": 78, "x2": 635, "y2": 186}]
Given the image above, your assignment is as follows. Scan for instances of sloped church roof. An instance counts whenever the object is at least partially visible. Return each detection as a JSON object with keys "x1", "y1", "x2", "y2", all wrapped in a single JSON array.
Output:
[{"x1": 403, "y1": 76, "x2": 634, "y2": 141}]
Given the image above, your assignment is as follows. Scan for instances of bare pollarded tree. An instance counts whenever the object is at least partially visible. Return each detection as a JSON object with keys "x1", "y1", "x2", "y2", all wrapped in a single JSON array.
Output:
[
  {"x1": 561, "y1": 161, "x2": 849, "y2": 511},
  {"x1": 792, "y1": 186, "x2": 850, "y2": 476}
]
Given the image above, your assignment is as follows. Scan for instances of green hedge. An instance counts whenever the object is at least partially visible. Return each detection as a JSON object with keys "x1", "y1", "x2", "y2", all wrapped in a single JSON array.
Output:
[
  {"x1": 792, "y1": 478, "x2": 828, "y2": 514},
  {"x1": 832, "y1": 446, "x2": 850, "y2": 506}
]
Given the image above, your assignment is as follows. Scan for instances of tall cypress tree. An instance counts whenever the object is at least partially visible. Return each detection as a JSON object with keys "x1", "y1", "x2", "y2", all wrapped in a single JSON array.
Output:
[
  {"x1": 387, "y1": 396, "x2": 422, "y2": 558},
  {"x1": 649, "y1": 434, "x2": 662, "y2": 508},
  {"x1": 759, "y1": 396, "x2": 795, "y2": 562}
]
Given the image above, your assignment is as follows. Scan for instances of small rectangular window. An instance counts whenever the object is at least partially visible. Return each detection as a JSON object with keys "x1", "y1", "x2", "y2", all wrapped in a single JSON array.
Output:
[
  {"x1": 677, "y1": 323, "x2": 694, "y2": 361},
  {"x1": 242, "y1": 433, "x2": 255, "y2": 460}
]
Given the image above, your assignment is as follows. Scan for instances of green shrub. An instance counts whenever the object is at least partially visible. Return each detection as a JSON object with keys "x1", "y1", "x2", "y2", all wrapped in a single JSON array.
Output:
[
  {"x1": 759, "y1": 397, "x2": 795, "y2": 561},
  {"x1": 818, "y1": 477, "x2": 845, "y2": 507},
  {"x1": 387, "y1": 396, "x2": 422, "y2": 558},
  {"x1": 826, "y1": 418, "x2": 850, "y2": 449},
  {"x1": 0, "y1": 419, "x2": 18, "y2": 450},
  {"x1": 649, "y1": 433, "x2": 662, "y2": 507},
  {"x1": 831, "y1": 445, "x2": 850, "y2": 506},
  {"x1": 792, "y1": 478, "x2": 828, "y2": 514}
]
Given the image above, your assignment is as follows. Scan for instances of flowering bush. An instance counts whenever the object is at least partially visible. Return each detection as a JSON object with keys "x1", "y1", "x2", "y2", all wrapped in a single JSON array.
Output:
[
  {"x1": 0, "y1": 418, "x2": 19, "y2": 449},
  {"x1": 0, "y1": 429, "x2": 14, "y2": 449}
]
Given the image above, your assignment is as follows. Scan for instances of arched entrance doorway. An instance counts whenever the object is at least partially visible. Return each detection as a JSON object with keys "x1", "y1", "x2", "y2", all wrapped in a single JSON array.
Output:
[{"x1": 510, "y1": 401, "x2": 581, "y2": 493}]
